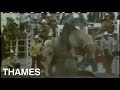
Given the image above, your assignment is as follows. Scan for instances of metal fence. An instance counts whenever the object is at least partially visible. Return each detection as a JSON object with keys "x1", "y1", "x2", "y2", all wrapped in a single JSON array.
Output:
[{"x1": 4, "y1": 34, "x2": 31, "y2": 68}]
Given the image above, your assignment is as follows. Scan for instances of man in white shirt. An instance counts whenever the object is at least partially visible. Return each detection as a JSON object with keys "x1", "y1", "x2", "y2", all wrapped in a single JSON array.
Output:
[
  {"x1": 7, "y1": 50, "x2": 20, "y2": 70},
  {"x1": 101, "y1": 31, "x2": 114, "y2": 73}
]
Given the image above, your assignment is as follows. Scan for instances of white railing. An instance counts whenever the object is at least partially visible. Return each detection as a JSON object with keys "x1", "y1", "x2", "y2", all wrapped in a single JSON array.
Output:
[{"x1": 4, "y1": 34, "x2": 31, "y2": 68}]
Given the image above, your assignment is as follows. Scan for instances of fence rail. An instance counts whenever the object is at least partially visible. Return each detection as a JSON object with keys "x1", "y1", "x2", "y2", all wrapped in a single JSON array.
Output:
[{"x1": 4, "y1": 34, "x2": 31, "y2": 68}]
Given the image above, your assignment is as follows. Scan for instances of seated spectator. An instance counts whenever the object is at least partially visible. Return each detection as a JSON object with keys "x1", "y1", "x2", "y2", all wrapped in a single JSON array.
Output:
[{"x1": 7, "y1": 50, "x2": 20, "y2": 70}]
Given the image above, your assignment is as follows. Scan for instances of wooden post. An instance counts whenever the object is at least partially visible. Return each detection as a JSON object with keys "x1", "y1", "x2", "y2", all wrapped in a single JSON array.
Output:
[
  {"x1": 26, "y1": 34, "x2": 29, "y2": 68},
  {"x1": 15, "y1": 38, "x2": 18, "y2": 56},
  {"x1": 10, "y1": 40, "x2": 12, "y2": 51}
]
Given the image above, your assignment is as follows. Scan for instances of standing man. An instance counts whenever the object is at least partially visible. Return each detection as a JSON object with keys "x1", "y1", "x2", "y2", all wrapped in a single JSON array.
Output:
[
  {"x1": 5, "y1": 17, "x2": 15, "y2": 29},
  {"x1": 101, "y1": 31, "x2": 113, "y2": 73},
  {"x1": 47, "y1": 14, "x2": 57, "y2": 37},
  {"x1": 111, "y1": 31, "x2": 119, "y2": 56},
  {"x1": 31, "y1": 35, "x2": 43, "y2": 69},
  {"x1": 97, "y1": 14, "x2": 114, "y2": 34}
]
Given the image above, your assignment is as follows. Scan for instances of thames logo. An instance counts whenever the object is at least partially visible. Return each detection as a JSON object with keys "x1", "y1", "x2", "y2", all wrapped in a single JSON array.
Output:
[{"x1": 2, "y1": 68, "x2": 41, "y2": 76}]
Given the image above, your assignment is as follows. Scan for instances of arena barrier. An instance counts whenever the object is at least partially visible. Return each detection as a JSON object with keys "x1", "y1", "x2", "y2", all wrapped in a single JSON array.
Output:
[{"x1": 4, "y1": 34, "x2": 31, "y2": 68}]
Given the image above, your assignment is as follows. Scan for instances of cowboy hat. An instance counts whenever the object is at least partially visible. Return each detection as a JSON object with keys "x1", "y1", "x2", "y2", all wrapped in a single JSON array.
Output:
[
  {"x1": 58, "y1": 25, "x2": 64, "y2": 29},
  {"x1": 6, "y1": 17, "x2": 12, "y2": 19},
  {"x1": 73, "y1": 13, "x2": 79, "y2": 18},
  {"x1": 41, "y1": 19, "x2": 47, "y2": 23},
  {"x1": 47, "y1": 13, "x2": 51, "y2": 16},
  {"x1": 10, "y1": 50, "x2": 14, "y2": 53},
  {"x1": 34, "y1": 35, "x2": 39, "y2": 39},
  {"x1": 103, "y1": 31, "x2": 108, "y2": 35},
  {"x1": 6, "y1": 17, "x2": 14, "y2": 21}
]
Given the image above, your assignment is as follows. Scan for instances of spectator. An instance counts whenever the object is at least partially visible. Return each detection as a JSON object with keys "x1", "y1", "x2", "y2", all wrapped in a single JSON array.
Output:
[
  {"x1": 5, "y1": 22, "x2": 18, "y2": 52},
  {"x1": 5, "y1": 17, "x2": 15, "y2": 29},
  {"x1": 19, "y1": 13, "x2": 28, "y2": 24},
  {"x1": 60, "y1": 13, "x2": 71, "y2": 25},
  {"x1": 97, "y1": 15, "x2": 114, "y2": 34},
  {"x1": 111, "y1": 32, "x2": 119, "y2": 56},
  {"x1": 112, "y1": 55, "x2": 119, "y2": 75},
  {"x1": 99, "y1": 12, "x2": 104, "y2": 22},
  {"x1": 52, "y1": 13, "x2": 61, "y2": 24},
  {"x1": 7, "y1": 50, "x2": 20, "y2": 70},
  {"x1": 101, "y1": 31, "x2": 114, "y2": 73},
  {"x1": 41, "y1": 13, "x2": 47, "y2": 19},
  {"x1": 41, "y1": 19, "x2": 51, "y2": 36},
  {"x1": 18, "y1": 23, "x2": 27, "y2": 58},
  {"x1": 108, "y1": 12, "x2": 115, "y2": 20},
  {"x1": 78, "y1": 13, "x2": 88, "y2": 26},
  {"x1": 47, "y1": 15, "x2": 57, "y2": 37},
  {"x1": 93, "y1": 12, "x2": 99, "y2": 23},
  {"x1": 26, "y1": 13, "x2": 38, "y2": 23},
  {"x1": 33, "y1": 19, "x2": 42, "y2": 35},
  {"x1": 28, "y1": 20, "x2": 36, "y2": 41},
  {"x1": 31, "y1": 35, "x2": 44, "y2": 69},
  {"x1": 87, "y1": 12, "x2": 94, "y2": 22}
]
